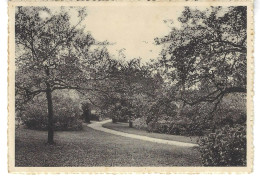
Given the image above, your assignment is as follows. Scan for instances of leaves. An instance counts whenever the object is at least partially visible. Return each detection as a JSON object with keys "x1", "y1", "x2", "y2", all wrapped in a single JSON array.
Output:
[
  {"x1": 199, "y1": 124, "x2": 246, "y2": 166},
  {"x1": 155, "y1": 6, "x2": 247, "y2": 117}
]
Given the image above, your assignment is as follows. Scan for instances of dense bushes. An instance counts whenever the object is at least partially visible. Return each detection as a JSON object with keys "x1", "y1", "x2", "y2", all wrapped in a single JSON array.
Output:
[
  {"x1": 143, "y1": 93, "x2": 246, "y2": 136},
  {"x1": 22, "y1": 107, "x2": 48, "y2": 130},
  {"x1": 146, "y1": 97, "x2": 178, "y2": 125},
  {"x1": 21, "y1": 92, "x2": 83, "y2": 131},
  {"x1": 23, "y1": 108, "x2": 83, "y2": 131},
  {"x1": 146, "y1": 115, "x2": 205, "y2": 136},
  {"x1": 199, "y1": 124, "x2": 246, "y2": 166}
]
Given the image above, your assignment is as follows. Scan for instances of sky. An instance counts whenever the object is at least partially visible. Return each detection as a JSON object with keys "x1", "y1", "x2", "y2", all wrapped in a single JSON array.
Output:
[
  {"x1": 38, "y1": 6, "x2": 212, "y2": 64},
  {"x1": 83, "y1": 6, "x2": 184, "y2": 63}
]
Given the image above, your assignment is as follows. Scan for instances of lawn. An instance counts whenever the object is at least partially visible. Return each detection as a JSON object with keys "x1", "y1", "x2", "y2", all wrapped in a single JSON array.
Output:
[
  {"x1": 15, "y1": 125, "x2": 202, "y2": 167},
  {"x1": 102, "y1": 122, "x2": 199, "y2": 144}
]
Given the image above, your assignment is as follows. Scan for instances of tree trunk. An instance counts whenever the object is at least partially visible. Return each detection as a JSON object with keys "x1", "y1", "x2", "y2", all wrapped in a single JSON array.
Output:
[
  {"x1": 129, "y1": 120, "x2": 133, "y2": 128},
  {"x1": 46, "y1": 83, "x2": 54, "y2": 144},
  {"x1": 112, "y1": 118, "x2": 117, "y2": 123}
]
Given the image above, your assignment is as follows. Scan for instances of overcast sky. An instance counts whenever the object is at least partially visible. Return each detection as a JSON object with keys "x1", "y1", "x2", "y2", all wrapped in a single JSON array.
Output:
[
  {"x1": 38, "y1": 6, "x2": 206, "y2": 63},
  {"x1": 83, "y1": 6, "x2": 184, "y2": 63}
]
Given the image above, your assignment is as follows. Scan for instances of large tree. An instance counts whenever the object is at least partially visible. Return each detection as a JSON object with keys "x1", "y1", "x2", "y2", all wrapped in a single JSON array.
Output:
[
  {"x1": 15, "y1": 7, "x2": 98, "y2": 144},
  {"x1": 155, "y1": 6, "x2": 247, "y2": 116},
  {"x1": 94, "y1": 58, "x2": 158, "y2": 123}
]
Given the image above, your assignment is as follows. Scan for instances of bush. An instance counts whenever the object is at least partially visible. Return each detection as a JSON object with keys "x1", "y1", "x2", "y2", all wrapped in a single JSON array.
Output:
[
  {"x1": 23, "y1": 107, "x2": 83, "y2": 131},
  {"x1": 23, "y1": 110, "x2": 48, "y2": 130},
  {"x1": 21, "y1": 92, "x2": 83, "y2": 131},
  {"x1": 146, "y1": 98, "x2": 178, "y2": 125},
  {"x1": 133, "y1": 117, "x2": 148, "y2": 130},
  {"x1": 199, "y1": 124, "x2": 246, "y2": 166},
  {"x1": 22, "y1": 100, "x2": 48, "y2": 130},
  {"x1": 54, "y1": 113, "x2": 83, "y2": 131},
  {"x1": 146, "y1": 115, "x2": 205, "y2": 136}
]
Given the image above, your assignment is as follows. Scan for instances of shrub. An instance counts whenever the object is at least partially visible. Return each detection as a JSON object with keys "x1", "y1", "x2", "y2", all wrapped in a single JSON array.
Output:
[
  {"x1": 214, "y1": 108, "x2": 246, "y2": 127},
  {"x1": 147, "y1": 120, "x2": 181, "y2": 135},
  {"x1": 22, "y1": 107, "x2": 83, "y2": 131},
  {"x1": 22, "y1": 100, "x2": 48, "y2": 130},
  {"x1": 133, "y1": 117, "x2": 147, "y2": 130},
  {"x1": 146, "y1": 115, "x2": 206, "y2": 136},
  {"x1": 199, "y1": 124, "x2": 246, "y2": 166},
  {"x1": 22, "y1": 109, "x2": 48, "y2": 130},
  {"x1": 146, "y1": 98, "x2": 178, "y2": 124},
  {"x1": 54, "y1": 112, "x2": 83, "y2": 131},
  {"x1": 21, "y1": 93, "x2": 83, "y2": 131}
]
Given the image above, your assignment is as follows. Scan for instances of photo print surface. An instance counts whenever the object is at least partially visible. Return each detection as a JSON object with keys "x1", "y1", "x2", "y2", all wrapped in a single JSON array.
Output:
[{"x1": 8, "y1": 0, "x2": 254, "y2": 174}]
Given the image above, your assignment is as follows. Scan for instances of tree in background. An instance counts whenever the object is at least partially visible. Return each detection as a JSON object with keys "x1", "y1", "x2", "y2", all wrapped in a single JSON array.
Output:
[
  {"x1": 95, "y1": 58, "x2": 159, "y2": 124},
  {"x1": 81, "y1": 102, "x2": 91, "y2": 123}
]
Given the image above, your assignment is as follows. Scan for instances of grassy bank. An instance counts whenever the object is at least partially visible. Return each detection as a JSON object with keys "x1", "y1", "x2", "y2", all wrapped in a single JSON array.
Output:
[{"x1": 15, "y1": 125, "x2": 201, "y2": 167}]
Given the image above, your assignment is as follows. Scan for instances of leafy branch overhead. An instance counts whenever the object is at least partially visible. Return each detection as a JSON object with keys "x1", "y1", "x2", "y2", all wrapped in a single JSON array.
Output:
[
  {"x1": 16, "y1": 7, "x2": 110, "y2": 104},
  {"x1": 155, "y1": 6, "x2": 246, "y2": 108}
]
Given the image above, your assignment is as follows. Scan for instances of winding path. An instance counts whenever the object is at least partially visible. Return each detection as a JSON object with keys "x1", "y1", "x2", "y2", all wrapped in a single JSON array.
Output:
[{"x1": 88, "y1": 120, "x2": 198, "y2": 148}]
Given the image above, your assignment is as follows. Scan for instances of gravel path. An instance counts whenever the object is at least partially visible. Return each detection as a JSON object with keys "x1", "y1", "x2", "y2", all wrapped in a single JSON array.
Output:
[{"x1": 88, "y1": 120, "x2": 198, "y2": 148}]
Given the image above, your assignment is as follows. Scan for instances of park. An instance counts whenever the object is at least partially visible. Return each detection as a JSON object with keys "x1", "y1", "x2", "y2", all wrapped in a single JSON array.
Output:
[{"x1": 15, "y1": 6, "x2": 247, "y2": 167}]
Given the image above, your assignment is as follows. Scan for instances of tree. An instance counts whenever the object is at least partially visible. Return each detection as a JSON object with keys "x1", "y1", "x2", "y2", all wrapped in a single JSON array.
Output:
[
  {"x1": 96, "y1": 58, "x2": 158, "y2": 123},
  {"x1": 81, "y1": 102, "x2": 91, "y2": 123},
  {"x1": 155, "y1": 6, "x2": 247, "y2": 119},
  {"x1": 15, "y1": 7, "x2": 96, "y2": 144}
]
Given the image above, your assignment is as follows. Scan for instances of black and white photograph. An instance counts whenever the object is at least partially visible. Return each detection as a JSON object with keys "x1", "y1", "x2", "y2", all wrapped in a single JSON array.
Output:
[{"x1": 7, "y1": 0, "x2": 254, "y2": 173}]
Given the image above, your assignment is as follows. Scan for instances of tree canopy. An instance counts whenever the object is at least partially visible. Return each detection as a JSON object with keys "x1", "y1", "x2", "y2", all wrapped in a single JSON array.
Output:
[
  {"x1": 155, "y1": 6, "x2": 246, "y2": 110},
  {"x1": 15, "y1": 7, "x2": 109, "y2": 143}
]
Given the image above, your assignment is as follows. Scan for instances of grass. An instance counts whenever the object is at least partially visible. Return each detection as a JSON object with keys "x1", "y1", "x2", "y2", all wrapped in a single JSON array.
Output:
[
  {"x1": 102, "y1": 122, "x2": 199, "y2": 144},
  {"x1": 15, "y1": 125, "x2": 202, "y2": 167}
]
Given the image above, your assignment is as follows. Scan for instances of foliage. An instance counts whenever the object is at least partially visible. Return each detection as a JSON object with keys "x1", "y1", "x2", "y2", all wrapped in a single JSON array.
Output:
[
  {"x1": 97, "y1": 58, "x2": 158, "y2": 123},
  {"x1": 146, "y1": 94, "x2": 178, "y2": 124},
  {"x1": 145, "y1": 93, "x2": 246, "y2": 136},
  {"x1": 199, "y1": 124, "x2": 246, "y2": 166},
  {"x1": 142, "y1": 6, "x2": 248, "y2": 138},
  {"x1": 22, "y1": 92, "x2": 83, "y2": 131},
  {"x1": 146, "y1": 115, "x2": 204, "y2": 136},
  {"x1": 22, "y1": 103, "x2": 48, "y2": 130},
  {"x1": 15, "y1": 7, "x2": 95, "y2": 104},
  {"x1": 155, "y1": 6, "x2": 247, "y2": 120},
  {"x1": 132, "y1": 117, "x2": 148, "y2": 130},
  {"x1": 15, "y1": 7, "x2": 107, "y2": 143},
  {"x1": 214, "y1": 93, "x2": 246, "y2": 126}
]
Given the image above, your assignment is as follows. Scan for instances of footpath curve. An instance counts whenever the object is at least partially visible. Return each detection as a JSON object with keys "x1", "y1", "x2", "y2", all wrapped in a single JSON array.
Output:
[{"x1": 88, "y1": 120, "x2": 199, "y2": 148}]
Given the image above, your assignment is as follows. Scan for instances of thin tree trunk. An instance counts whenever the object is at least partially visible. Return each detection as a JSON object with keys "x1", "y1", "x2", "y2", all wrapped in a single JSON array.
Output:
[
  {"x1": 45, "y1": 67, "x2": 54, "y2": 144},
  {"x1": 46, "y1": 82, "x2": 54, "y2": 144}
]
